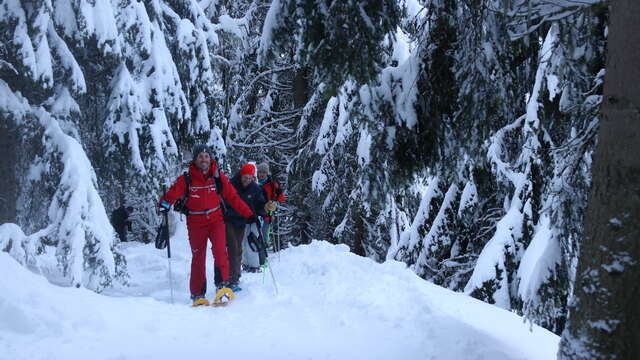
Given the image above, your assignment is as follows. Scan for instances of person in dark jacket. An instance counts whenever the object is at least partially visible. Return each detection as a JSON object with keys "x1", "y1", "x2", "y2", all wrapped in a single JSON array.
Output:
[
  {"x1": 111, "y1": 205, "x2": 133, "y2": 242},
  {"x1": 219, "y1": 163, "x2": 267, "y2": 290}
]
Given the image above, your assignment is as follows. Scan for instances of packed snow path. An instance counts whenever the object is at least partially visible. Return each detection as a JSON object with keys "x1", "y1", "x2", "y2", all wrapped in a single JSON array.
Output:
[{"x1": 1, "y1": 222, "x2": 559, "y2": 360}]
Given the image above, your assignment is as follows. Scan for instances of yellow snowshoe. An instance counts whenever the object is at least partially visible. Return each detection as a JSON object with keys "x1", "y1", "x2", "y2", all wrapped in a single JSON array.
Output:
[
  {"x1": 192, "y1": 295, "x2": 210, "y2": 307},
  {"x1": 213, "y1": 286, "x2": 235, "y2": 307}
]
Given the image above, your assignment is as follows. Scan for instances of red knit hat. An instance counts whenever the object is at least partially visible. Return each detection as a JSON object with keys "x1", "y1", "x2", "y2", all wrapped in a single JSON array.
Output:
[{"x1": 240, "y1": 163, "x2": 256, "y2": 177}]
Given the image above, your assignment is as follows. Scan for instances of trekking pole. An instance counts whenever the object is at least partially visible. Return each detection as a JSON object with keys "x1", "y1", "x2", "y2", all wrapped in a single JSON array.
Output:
[
  {"x1": 276, "y1": 207, "x2": 281, "y2": 262},
  {"x1": 258, "y1": 222, "x2": 278, "y2": 296},
  {"x1": 267, "y1": 258, "x2": 279, "y2": 296},
  {"x1": 162, "y1": 183, "x2": 175, "y2": 305},
  {"x1": 166, "y1": 220, "x2": 175, "y2": 305},
  {"x1": 268, "y1": 211, "x2": 277, "y2": 255}
]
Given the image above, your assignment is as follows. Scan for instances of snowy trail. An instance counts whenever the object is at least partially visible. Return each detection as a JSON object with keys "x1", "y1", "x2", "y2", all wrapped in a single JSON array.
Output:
[{"x1": 0, "y1": 221, "x2": 559, "y2": 360}]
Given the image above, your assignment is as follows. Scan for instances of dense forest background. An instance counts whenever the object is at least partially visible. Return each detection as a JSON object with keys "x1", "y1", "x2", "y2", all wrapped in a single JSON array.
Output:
[{"x1": 0, "y1": 0, "x2": 607, "y2": 336}]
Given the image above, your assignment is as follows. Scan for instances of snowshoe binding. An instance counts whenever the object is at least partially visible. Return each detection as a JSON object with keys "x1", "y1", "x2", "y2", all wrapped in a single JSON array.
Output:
[
  {"x1": 213, "y1": 284, "x2": 235, "y2": 307},
  {"x1": 191, "y1": 294, "x2": 210, "y2": 307},
  {"x1": 229, "y1": 282, "x2": 242, "y2": 292}
]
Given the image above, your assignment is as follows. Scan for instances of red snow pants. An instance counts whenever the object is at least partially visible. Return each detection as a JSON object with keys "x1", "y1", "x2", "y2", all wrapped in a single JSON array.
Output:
[{"x1": 186, "y1": 211, "x2": 229, "y2": 296}]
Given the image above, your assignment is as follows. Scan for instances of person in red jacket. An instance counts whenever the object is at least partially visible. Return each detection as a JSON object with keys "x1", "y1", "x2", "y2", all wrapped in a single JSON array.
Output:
[
  {"x1": 159, "y1": 144, "x2": 258, "y2": 306},
  {"x1": 257, "y1": 162, "x2": 285, "y2": 250}
]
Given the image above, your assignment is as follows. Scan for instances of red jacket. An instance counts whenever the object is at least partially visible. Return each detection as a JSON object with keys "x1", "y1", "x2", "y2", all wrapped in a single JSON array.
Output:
[
  {"x1": 262, "y1": 179, "x2": 285, "y2": 203},
  {"x1": 160, "y1": 162, "x2": 253, "y2": 225},
  {"x1": 261, "y1": 177, "x2": 285, "y2": 220}
]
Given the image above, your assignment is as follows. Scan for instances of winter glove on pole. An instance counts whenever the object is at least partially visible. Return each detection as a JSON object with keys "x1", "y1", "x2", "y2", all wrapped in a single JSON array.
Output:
[
  {"x1": 155, "y1": 199, "x2": 170, "y2": 250},
  {"x1": 246, "y1": 214, "x2": 261, "y2": 225},
  {"x1": 265, "y1": 201, "x2": 277, "y2": 213},
  {"x1": 159, "y1": 200, "x2": 171, "y2": 213}
]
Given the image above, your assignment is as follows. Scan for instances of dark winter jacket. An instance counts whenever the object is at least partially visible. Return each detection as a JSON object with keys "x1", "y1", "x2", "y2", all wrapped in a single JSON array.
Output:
[
  {"x1": 110, "y1": 206, "x2": 131, "y2": 235},
  {"x1": 225, "y1": 173, "x2": 267, "y2": 228},
  {"x1": 110, "y1": 206, "x2": 129, "y2": 231}
]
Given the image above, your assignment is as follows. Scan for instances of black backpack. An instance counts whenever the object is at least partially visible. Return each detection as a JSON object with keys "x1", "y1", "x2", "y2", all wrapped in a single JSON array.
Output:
[{"x1": 247, "y1": 225, "x2": 268, "y2": 266}]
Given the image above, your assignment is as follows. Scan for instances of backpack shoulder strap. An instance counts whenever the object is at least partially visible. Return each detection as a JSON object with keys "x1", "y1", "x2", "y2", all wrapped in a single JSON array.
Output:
[
  {"x1": 214, "y1": 176, "x2": 223, "y2": 195},
  {"x1": 211, "y1": 161, "x2": 227, "y2": 213},
  {"x1": 270, "y1": 178, "x2": 277, "y2": 200},
  {"x1": 213, "y1": 159, "x2": 224, "y2": 195},
  {"x1": 183, "y1": 171, "x2": 191, "y2": 195}
]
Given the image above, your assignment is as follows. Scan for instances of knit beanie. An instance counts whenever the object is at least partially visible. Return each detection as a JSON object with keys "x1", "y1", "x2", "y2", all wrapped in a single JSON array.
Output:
[
  {"x1": 192, "y1": 144, "x2": 210, "y2": 162},
  {"x1": 257, "y1": 162, "x2": 270, "y2": 174},
  {"x1": 240, "y1": 163, "x2": 256, "y2": 177}
]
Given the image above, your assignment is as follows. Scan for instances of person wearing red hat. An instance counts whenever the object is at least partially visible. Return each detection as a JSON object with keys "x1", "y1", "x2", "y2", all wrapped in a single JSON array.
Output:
[
  {"x1": 158, "y1": 145, "x2": 258, "y2": 306},
  {"x1": 217, "y1": 163, "x2": 267, "y2": 291}
]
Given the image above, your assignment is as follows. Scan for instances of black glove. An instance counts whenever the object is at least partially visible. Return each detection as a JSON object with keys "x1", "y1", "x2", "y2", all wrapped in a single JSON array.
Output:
[
  {"x1": 246, "y1": 214, "x2": 260, "y2": 225},
  {"x1": 159, "y1": 200, "x2": 171, "y2": 213}
]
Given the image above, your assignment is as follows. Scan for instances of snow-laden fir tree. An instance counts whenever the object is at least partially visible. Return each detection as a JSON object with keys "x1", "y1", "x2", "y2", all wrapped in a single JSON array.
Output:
[
  {"x1": 0, "y1": 0, "x2": 609, "y2": 335},
  {"x1": 248, "y1": 0, "x2": 409, "y2": 253},
  {"x1": 0, "y1": 0, "x2": 269, "y2": 290},
  {"x1": 0, "y1": 0, "x2": 128, "y2": 290},
  {"x1": 386, "y1": 0, "x2": 606, "y2": 334}
]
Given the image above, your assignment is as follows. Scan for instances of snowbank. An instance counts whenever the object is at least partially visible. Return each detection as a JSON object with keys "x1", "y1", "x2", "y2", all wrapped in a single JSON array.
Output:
[{"x1": 0, "y1": 227, "x2": 559, "y2": 360}]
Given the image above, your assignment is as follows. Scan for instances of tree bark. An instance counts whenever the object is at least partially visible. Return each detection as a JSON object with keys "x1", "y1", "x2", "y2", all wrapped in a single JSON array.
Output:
[
  {"x1": 0, "y1": 119, "x2": 18, "y2": 224},
  {"x1": 293, "y1": 67, "x2": 309, "y2": 108},
  {"x1": 557, "y1": 0, "x2": 640, "y2": 359}
]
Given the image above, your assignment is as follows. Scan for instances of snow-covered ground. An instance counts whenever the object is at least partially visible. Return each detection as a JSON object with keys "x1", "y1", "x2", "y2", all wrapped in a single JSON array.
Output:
[{"x1": 0, "y1": 221, "x2": 559, "y2": 360}]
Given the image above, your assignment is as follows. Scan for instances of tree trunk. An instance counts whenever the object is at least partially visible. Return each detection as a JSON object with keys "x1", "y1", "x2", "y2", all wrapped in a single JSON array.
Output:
[
  {"x1": 0, "y1": 119, "x2": 18, "y2": 224},
  {"x1": 293, "y1": 67, "x2": 309, "y2": 108},
  {"x1": 557, "y1": 1, "x2": 640, "y2": 359}
]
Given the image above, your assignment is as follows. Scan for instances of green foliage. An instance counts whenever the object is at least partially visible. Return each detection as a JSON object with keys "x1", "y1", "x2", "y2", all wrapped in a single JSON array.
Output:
[
  {"x1": 470, "y1": 264, "x2": 504, "y2": 305},
  {"x1": 267, "y1": 0, "x2": 402, "y2": 89}
]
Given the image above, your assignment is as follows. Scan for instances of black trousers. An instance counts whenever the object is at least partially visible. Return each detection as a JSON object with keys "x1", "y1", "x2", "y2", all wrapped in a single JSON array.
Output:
[{"x1": 215, "y1": 223, "x2": 244, "y2": 286}]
